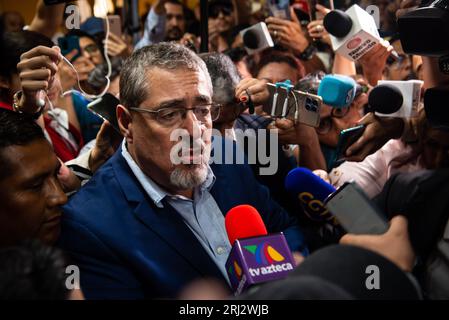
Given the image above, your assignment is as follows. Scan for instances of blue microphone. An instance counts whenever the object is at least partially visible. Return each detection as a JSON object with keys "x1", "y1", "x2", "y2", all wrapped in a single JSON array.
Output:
[
  {"x1": 285, "y1": 167, "x2": 337, "y2": 224},
  {"x1": 318, "y1": 74, "x2": 357, "y2": 108}
]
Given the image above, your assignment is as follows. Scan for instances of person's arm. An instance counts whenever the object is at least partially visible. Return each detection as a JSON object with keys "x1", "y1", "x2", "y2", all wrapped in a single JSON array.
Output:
[
  {"x1": 358, "y1": 40, "x2": 393, "y2": 86},
  {"x1": 28, "y1": 0, "x2": 65, "y2": 39},
  {"x1": 345, "y1": 113, "x2": 406, "y2": 162},
  {"x1": 135, "y1": 1, "x2": 167, "y2": 50},
  {"x1": 332, "y1": 53, "x2": 356, "y2": 76},
  {"x1": 340, "y1": 215, "x2": 415, "y2": 272}
]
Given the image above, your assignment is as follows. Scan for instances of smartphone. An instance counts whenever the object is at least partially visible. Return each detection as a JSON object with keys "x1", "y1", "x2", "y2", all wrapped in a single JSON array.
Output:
[
  {"x1": 264, "y1": 83, "x2": 322, "y2": 127},
  {"x1": 87, "y1": 93, "x2": 121, "y2": 133},
  {"x1": 57, "y1": 36, "x2": 81, "y2": 62},
  {"x1": 105, "y1": 15, "x2": 122, "y2": 38},
  {"x1": 267, "y1": 0, "x2": 291, "y2": 20},
  {"x1": 335, "y1": 125, "x2": 365, "y2": 164},
  {"x1": 324, "y1": 181, "x2": 389, "y2": 235}
]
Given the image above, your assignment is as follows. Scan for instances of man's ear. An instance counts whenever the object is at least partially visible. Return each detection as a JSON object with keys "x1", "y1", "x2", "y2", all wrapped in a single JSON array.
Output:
[{"x1": 117, "y1": 105, "x2": 133, "y2": 143}]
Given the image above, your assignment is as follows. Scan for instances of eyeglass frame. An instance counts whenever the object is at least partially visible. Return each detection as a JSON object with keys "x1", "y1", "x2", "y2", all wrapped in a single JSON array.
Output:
[
  {"x1": 128, "y1": 103, "x2": 222, "y2": 127},
  {"x1": 316, "y1": 105, "x2": 351, "y2": 135}
]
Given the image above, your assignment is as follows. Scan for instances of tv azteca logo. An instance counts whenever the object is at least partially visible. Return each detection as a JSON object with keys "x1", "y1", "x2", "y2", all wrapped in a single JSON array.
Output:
[{"x1": 244, "y1": 242, "x2": 293, "y2": 277}]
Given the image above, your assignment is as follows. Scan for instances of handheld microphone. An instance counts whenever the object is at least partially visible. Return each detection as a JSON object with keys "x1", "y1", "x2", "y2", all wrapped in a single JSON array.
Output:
[
  {"x1": 240, "y1": 22, "x2": 274, "y2": 55},
  {"x1": 323, "y1": 5, "x2": 399, "y2": 62},
  {"x1": 369, "y1": 80, "x2": 423, "y2": 118},
  {"x1": 368, "y1": 84, "x2": 404, "y2": 114},
  {"x1": 317, "y1": 74, "x2": 357, "y2": 107},
  {"x1": 225, "y1": 205, "x2": 295, "y2": 295},
  {"x1": 285, "y1": 167, "x2": 337, "y2": 224}
]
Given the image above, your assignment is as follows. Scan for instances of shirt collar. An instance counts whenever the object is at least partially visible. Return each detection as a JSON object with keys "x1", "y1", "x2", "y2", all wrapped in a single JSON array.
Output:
[{"x1": 121, "y1": 139, "x2": 215, "y2": 207}]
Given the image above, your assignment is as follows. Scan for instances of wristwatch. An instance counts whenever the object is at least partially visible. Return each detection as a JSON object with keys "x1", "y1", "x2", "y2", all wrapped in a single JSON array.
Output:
[
  {"x1": 298, "y1": 44, "x2": 317, "y2": 61},
  {"x1": 12, "y1": 90, "x2": 45, "y2": 120}
]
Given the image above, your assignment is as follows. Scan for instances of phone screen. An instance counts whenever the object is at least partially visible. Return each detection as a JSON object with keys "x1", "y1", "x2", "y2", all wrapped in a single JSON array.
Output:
[
  {"x1": 325, "y1": 182, "x2": 389, "y2": 235},
  {"x1": 57, "y1": 36, "x2": 81, "y2": 61},
  {"x1": 87, "y1": 93, "x2": 121, "y2": 133},
  {"x1": 335, "y1": 125, "x2": 365, "y2": 164}
]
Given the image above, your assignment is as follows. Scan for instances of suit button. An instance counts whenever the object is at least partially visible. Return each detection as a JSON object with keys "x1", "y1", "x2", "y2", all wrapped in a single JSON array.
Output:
[{"x1": 216, "y1": 246, "x2": 226, "y2": 255}]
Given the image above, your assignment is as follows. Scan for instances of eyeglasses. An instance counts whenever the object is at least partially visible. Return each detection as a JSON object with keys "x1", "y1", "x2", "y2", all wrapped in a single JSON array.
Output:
[
  {"x1": 386, "y1": 54, "x2": 411, "y2": 69},
  {"x1": 209, "y1": 5, "x2": 233, "y2": 18},
  {"x1": 129, "y1": 104, "x2": 221, "y2": 127},
  {"x1": 316, "y1": 106, "x2": 350, "y2": 135}
]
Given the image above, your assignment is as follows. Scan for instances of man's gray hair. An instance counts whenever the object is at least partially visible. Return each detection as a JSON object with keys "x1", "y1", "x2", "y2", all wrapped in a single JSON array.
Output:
[
  {"x1": 120, "y1": 42, "x2": 213, "y2": 108},
  {"x1": 200, "y1": 52, "x2": 241, "y2": 106}
]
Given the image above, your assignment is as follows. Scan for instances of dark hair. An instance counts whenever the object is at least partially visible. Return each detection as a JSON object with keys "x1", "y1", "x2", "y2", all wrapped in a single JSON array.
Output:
[
  {"x1": 255, "y1": 50, "x2": 306, "y2": 79},
  {"x1": 0, "y1": 109, "x2": 46, "y2": 180},
  {"x1": 0, "y1": 109, "x2": 46, "y2": 150},
  {"x1": 295, "y1": 71, "x2": 326, "y2": 95},
  {"x1": 200, "y1": 52, "x2": 241, "y2": 105},
  {"x1": 0, "y1": 31, "x2": 53, "y2": 102},
  {"x1": 0, "y1": 240, "x2": 70, "y2": 300},
  {"x1": 88, "y1": 57, "x2": 123, "y2": 91}
]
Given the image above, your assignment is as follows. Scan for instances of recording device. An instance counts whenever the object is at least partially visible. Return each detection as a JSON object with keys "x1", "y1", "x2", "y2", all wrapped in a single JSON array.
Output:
[
  {"x1": 87, "y1": 93, "x2": 120, "y2": 133},
  {"x1": 324, "y1": 181, "x2": 389, "y2": 235},
  {"x1": 369, "y1": 80, "x2": 423, "y2": 118},
  {"x1": 225, "y1": 205, "x2": 296, "y2": 295},
  {"x1": 317, "y1": 74, "x2": 357, "y2": 107},
  {"x1": 266, "y1": 0, "x2": 291, "y2": 20},
  {"x1": 57, "y1": 36, "x2": 81, "y2": 62},
  {"x1": 285, "y1": 167, "x2": 337, "y2": 224},
  {"x1": 323, "y1": 4, "x2": 398, "y2": 61},
  {"x1": 240, "y1": 22, "x2": 274, "y2": 55},
  {"x1": 335, "y1": 125, "x2": 365, "y2": 164},
  {"x1": 105, "y1": 15, "x2": 122, "y2": 38},
  {"x1": 398, "y1": 0, "x2": 449, "y2": 57},
  {"x1": 264, "y1": 81, "x2": 322, "y2": 127},
  {"x1": 424, "y1": 86, "x2": 449, "y2": 129}
]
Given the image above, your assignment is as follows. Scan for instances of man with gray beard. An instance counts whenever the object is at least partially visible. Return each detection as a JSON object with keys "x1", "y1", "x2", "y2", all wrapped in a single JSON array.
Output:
[{"x1": 58, "y1": 43, "x2": 307, "y2": 299}]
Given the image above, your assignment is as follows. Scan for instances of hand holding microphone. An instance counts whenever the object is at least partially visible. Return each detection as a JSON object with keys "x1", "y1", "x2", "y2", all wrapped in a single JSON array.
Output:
[{"x1": 359, "y1": 40, "x2": 394, "y2": 86}]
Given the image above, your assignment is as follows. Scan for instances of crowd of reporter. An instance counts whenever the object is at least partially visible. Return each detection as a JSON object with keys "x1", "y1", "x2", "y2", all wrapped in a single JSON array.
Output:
[{"x1": 0, "y1": 0, "x2": 448, "y2": 300}]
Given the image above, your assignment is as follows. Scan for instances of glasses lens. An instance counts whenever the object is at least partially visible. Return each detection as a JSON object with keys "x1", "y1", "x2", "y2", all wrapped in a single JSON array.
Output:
[
  {"x1": 211, "y1": 104, "x2": 221, "y2": 121},
  {"x1": 157, "y1": 108, "x2": 183, "y2": 125},
  {"x1": 84, "y1": 44, "x2": 99, "y2": 53}
]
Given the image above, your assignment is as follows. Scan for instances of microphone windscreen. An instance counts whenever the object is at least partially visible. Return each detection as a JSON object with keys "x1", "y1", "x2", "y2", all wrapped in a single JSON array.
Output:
[
  {"x1": 368, "y1": 84, "x2": 403, "y2": 114},
  {"x1": 318, "y1": 74, "x2": 357, "y2": 107},
  {"x1": 243, "y1": 30, "x2": 259, "y2": 49},
  {"x1": 323, "y1": 10, "x2": 353, "y2": 38},
  {"x1": 225, "y1": 205, "x2": 268, "y2": 245},
  {"x1": 285, "y1": 167, "x2": 336, "y2": 203},
  {"x1": 424, "y1": 86, "x2": 449, "y2": 130}
]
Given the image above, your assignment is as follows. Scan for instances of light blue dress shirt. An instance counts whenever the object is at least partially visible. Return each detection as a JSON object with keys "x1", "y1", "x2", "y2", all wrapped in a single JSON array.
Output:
[
  {"x1": 135, "y1": 8, "x2": 166, "y2": 50},
  {"x1": 121, "y1": 141, "x2": 231, "y2": 282}
]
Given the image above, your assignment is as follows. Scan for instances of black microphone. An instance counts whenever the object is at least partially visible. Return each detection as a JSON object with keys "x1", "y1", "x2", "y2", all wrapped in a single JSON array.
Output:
[
  {"x1": 424, "y1": 86, "x2": 449, "y2": 129},
  {"x1": 323, "y1": 10, "x2": 353, "y2": 38},
  {"x1": 368, "y1": 84, "x2": 404, "y2": 114},
  {"x1": 323, "y1": 5, "x2": 400, "y2": 61},
  {"x1": 243, "y1": 30, "x2": 260, "y2": 50}
]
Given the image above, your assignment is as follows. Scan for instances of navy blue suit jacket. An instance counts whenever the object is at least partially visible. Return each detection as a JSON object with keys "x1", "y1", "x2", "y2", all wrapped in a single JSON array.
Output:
[{"x1": 59, "y1": 140, "x2": 307, "y2": 299}]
